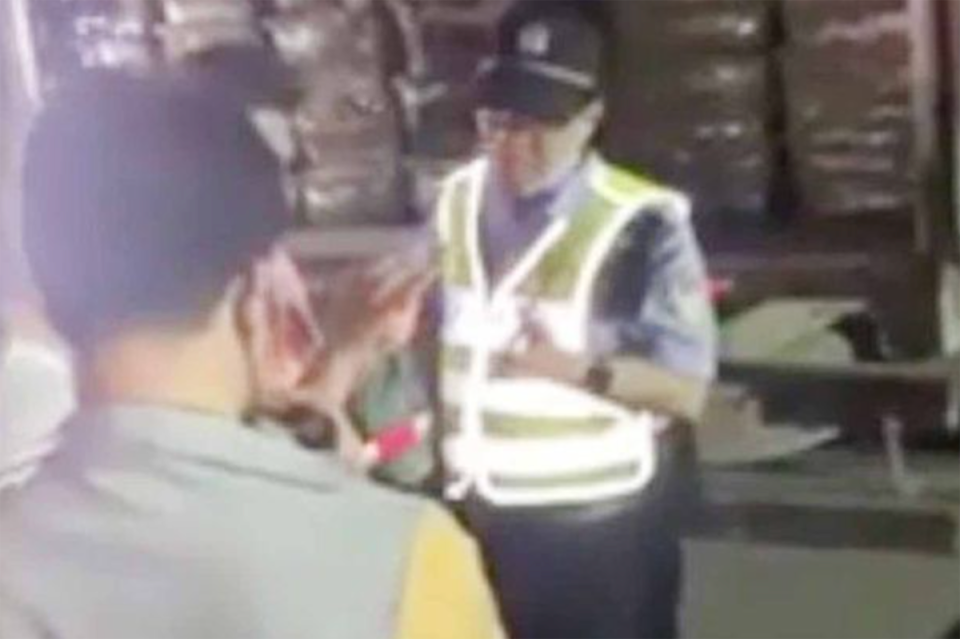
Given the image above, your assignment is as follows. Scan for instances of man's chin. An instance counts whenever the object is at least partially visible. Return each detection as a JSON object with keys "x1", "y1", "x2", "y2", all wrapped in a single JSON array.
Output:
[
  {"x1": 492, "y1": 157, "x2": 539, "y2": 195},
  {"x1": 499, "y1": 171, "x2": 549, "y2": 199}
]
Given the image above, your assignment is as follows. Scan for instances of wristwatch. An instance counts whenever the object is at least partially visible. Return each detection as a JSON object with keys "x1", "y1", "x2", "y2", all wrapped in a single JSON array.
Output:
[{"x1": 584, "y1": 358, "x2": 613, "y2": 395}]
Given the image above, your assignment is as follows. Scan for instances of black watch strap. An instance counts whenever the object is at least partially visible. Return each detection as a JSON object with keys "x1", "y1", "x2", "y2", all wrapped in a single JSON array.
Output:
[{"x1": 584, "y1": 359, "x2": 613, "y2": 395}]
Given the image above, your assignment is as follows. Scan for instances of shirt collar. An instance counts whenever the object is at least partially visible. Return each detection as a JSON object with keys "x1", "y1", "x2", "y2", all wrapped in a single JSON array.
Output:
[
  {"x1": 55, "y1": 403, "x2": 354, "y2": 491},
  {"x1": 485, "y1": 155, "x2": 590, "y2": 222}
]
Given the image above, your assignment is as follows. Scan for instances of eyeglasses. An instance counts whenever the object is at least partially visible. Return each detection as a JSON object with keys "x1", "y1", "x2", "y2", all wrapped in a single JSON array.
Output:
[{"x1": 475, "y1": 109, "x2": 552, "y2": 134}]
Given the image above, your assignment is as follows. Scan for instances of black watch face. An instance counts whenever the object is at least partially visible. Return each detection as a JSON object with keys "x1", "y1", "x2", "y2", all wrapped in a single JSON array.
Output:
[{"x1": 587, "y1": 361, "x2": 611, "y2": 393}]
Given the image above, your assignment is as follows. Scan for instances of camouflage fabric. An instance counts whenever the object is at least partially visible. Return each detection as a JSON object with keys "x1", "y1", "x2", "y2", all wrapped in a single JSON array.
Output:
[{"x1": 352, "y1": 350, "x2": 435, "y2": 488}]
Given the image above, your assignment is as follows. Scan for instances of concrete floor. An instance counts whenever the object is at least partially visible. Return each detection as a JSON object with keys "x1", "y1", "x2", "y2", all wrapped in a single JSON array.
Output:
[
  {"x1": 685, "y1": 446, "x2": 959, "y2": 636},
  {"x1": 683, "y1": 540, "x2": 960, "y2": 639}
]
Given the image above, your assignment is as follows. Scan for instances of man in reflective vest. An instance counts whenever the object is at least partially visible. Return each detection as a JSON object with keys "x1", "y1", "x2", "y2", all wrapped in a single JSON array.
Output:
[{"x1": 434, "y1": 4, "x2": 717, "y2": 638}]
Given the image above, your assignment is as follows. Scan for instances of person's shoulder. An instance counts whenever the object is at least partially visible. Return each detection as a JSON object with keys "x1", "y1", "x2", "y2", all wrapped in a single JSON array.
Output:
[
  {"x1": 332, "y1": 479, "x2": 472, "y2": 563},
  {"x1": 339, "y1": 474, "x2": 438, "y2": 519},
  {"x1": 602, "y1": 181, "x2": 700, "y2": 273},
  {"x1": 279, "y1": 459, "x2": 445, "y2": 539},
  {"x1": 434, "y1": 156, "x2": 488, "y2": 230},
  {"x1": 617, "y1": 195, "x2": 694, "y2": 246},
  {"x1": 442, "y1": 156, "x2": 488, "y2": 187},
  {"x1": 589, "y1": 158, "x2": 691, "y2": 224},
  {"x1": 589, "y1": 157, "x2": 683, "y2": 201}
]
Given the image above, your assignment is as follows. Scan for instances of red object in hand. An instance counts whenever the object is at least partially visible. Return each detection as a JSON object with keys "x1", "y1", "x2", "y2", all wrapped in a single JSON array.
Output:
[
  {"x1": 363, "y1": 414, "x2": 431, "y2": 465},
  {"x1": 708, "y1": 277, "x2": 735, "y2": 304}
]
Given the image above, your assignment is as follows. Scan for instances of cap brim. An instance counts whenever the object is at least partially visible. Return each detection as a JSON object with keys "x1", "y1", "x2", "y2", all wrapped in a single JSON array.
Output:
[{"x1": 479, "y1": 60, "x2": 594, "y2": 123}]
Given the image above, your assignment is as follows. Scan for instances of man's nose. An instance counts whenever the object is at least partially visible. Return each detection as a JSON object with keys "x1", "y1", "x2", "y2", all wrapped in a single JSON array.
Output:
[
  {"x1": 479, "y1": 121, "x2": 511, "y2": 145},
  {"x1": 478, "y1": 130, "x2": 509, "y2": 158}
]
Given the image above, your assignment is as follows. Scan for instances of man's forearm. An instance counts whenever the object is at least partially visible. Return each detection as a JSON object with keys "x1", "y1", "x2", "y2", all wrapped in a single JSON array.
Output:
[
  {"x1": 498, "y1": 337, "x2": 711, "y2": 422},
  {"x1": 604, "y1": 355, "x2": 709, "y2": 423}
]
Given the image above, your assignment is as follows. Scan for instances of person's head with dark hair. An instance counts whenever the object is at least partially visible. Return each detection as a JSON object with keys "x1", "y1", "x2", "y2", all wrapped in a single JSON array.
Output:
[
  {"x1": 21, "y1": 70, "x2": 315, "y2": 415},
  {"x1": 475, "y1": 0, "x2": 610, "y2": 197}
]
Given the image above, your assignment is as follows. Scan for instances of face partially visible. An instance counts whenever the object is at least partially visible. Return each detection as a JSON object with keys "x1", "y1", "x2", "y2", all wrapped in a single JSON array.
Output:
[{"x1": 476, "y1": 101, "x2": 603, "y2": 198}]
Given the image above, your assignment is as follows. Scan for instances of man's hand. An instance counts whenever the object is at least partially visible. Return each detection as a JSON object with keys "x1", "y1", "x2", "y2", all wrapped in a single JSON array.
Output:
[
  {"x1": 317, "y1": 257, "x2": 436, "y2": 357},
  {"x1": 282, "y1": 257, "x2": 436, "y2": 414},
  {"x1": 246, "y1": 248, "x2": 435, "y2": 422},
  {"x1": 499, "y1": 319, "x2": 709, "y2": 422}
]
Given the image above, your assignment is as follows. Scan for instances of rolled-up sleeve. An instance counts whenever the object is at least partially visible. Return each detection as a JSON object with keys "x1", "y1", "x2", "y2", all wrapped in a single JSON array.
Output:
[{"x1": 598, "y1": 213, "x2": 718, "y2": 380}]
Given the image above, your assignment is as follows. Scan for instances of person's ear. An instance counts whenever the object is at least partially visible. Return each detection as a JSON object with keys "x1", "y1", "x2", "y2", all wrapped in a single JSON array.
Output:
[
  {"x1": 580, "y1": 100, "x2": 605, "y2": 134},
  {"x1": 586, "y1": 100, "x2": 604, "y2": 123},
  {"x1": 566, "y1": 100, "x2": 603, "y2": 149}
]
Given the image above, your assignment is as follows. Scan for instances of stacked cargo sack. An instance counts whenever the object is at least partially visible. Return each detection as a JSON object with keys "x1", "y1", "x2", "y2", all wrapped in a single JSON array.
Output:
[
  {"x1": 410, "y1": 18, "x2": 490, "y2": 161},
  {"x1": 25, "y1": 0, "x2": 412, "y2": 226},
  {"x1": 160, "y1": 0, "x2": 410, "y2": 225},
  {"x1": 24, "y1": 0, "x2": 157, "y2": 93},
  {"x1": 401, "y1": 0, "x2": 506, "y2": 216},
  {"x1": 263, "y1": 0, "x2": 409, "y2": 225},
  {"x1": 781, "y1": 0, "x2": 917, "y2": 217},
  {"x1": 603, "y1": 0, "x2": 778, "y2": 221}
]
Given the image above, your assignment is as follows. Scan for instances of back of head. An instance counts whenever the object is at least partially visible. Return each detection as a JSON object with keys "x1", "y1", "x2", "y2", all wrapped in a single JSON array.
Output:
[{"x1": 22, "y1": 70, "x2": 291, "y2": 350}]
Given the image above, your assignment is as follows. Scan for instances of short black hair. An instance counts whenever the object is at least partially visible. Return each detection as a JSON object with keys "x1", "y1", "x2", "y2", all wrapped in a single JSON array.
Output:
[{"x1": 23, "y1": 70, "x2": 291, "y2": 348}]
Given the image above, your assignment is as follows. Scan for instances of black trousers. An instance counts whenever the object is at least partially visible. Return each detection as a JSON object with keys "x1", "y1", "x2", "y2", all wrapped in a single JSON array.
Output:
[{"x1": 460, "y1": 431, "x2": 700, "y2": 639}]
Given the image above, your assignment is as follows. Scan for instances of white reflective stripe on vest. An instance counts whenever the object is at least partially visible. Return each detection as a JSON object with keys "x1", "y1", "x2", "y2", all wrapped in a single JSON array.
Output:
[
  {"x1": 438, "y1": 155, "x2": 689, "y2": 506},
  {"x1": 475, "y1": 425, "x2": 658, "y2": 507},
  {"x1": 442, "y1": 291, "x2": 584, "y2": 356},
  {"x1": 443, "y1": 430, "x2": 658, "y2": 507},
  {"x1": 476, "y1": 409, "x2": 657, "y2": 475},
  {"x1": 475, "y1": 472, "x2": 655, "y2": 507},
  {"x1": 444, "y1": 376, "x2": 630, "y2": 420}
]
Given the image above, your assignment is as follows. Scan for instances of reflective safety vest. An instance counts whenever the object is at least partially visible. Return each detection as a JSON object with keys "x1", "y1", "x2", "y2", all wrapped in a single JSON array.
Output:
[{"x1": 436, "y1": 155, "x2": 691, "y2": 507}]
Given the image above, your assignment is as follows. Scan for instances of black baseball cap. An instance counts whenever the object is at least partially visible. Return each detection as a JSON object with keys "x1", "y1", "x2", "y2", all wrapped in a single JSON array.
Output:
[
  {"x1": 22, "y1": 70, "x2": 292, "y2": 342},
  {"x1": 479, "y1": 9, "x2": 605, "y2": 123},
  {"x1": 182, "y1": 44, "x2": 302, "y2": 108}
]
